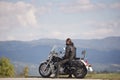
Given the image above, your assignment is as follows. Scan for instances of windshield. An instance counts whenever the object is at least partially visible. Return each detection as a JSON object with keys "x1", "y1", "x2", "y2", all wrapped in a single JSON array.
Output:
[{"x1": 50, "y1": 45, "x2": 65, "y2": 56}]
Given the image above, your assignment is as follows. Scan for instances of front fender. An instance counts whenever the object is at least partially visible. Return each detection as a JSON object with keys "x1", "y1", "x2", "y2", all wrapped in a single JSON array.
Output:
[{"x1": 40, "y1": 60, "x2": 47, "y2": 65}]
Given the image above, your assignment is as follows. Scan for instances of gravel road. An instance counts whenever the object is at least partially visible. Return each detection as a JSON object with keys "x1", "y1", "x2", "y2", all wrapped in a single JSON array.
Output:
[{"x1": 0, "y1": 78, "x2": 103, "y2": 80}]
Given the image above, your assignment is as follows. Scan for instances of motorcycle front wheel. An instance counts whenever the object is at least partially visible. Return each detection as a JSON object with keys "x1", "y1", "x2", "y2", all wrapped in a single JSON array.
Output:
[
  {"x1": 39, "y1": 62, "x2": 51, "y2": 77},
  {"x1": 73, "y1": 65, "x2": 87, "y2": 78}
]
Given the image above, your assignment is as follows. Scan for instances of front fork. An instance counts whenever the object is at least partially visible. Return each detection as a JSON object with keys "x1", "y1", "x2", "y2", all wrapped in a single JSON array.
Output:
[
  {"x1": 46, "y1": 60, "x2": 55, "y2": 73},
  {"x1": 43, "y1": 60, "x2": 51, "y2": 71}
]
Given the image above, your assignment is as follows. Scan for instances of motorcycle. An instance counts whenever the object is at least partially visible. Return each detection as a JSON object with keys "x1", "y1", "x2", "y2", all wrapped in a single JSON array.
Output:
[{"x1": 39, "y1": 45, "x2": 93, "y2": 78}]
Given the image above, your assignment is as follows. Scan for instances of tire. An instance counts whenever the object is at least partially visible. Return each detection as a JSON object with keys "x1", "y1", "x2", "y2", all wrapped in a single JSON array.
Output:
[
  {"x1": 39, "y1": 62, "x2": 51, "y2": 77},
  {"x1": 73, "y1": 63, "x2": 87, "y2": 78}
]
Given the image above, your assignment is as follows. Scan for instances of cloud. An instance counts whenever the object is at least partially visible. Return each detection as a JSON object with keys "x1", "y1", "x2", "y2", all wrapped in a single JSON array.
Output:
[
  {"x1": 0, "y1": 1, "x2": 52, "y2": 41},
  {"x1": 53, "y1": 20, "x2": 120, "y2": 39},
  {"x1": 41, "y1": 19, "x2": 120, "y2": 39},
  {"x1": 77, "y1": 0, "x2": 90, "y2": 4},
  {"x1": 0, "y1": 1, "x2": 39, "y2": 40},
  {"x1": 59, "y1": 0, "x2": 103, "y2": 13},
  {"x1": 0, "y1": 0, "x2": 120, "y2": 41},
  {"x1": 59, "y1": 0, "x2": 120, "y2": 13},
  {"x1": 0, "y1": 1, "x2": 38, "y2": 28},
  {"x1": 82, "y1": 20, "x2": 120, "y2": 39},
  {"x1": 0, "y1": 1, "x2": 52, "y2": 29},
  {"x1": 110, "y1": 2, "x2": 120, "y2": 9}
]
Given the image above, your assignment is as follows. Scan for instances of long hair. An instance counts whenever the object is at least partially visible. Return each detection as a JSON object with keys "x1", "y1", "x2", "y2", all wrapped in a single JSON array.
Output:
[{"x1": 66, "y1": 38, "x2": 72, "y2": 45}]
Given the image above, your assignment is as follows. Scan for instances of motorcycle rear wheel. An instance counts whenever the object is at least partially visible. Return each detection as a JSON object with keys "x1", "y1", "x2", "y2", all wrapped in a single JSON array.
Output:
[
  {"x1": 73, "y1": 65, "x2": 87, "y2": 78},
  {"x1": 39, "y1": 62, "x2": 51, "y2": 77}
]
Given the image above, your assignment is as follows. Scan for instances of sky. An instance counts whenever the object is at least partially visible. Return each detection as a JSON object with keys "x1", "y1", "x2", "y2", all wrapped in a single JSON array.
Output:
[{"x1": 0, "y1": 0, "x2": 120, "y2": 41}]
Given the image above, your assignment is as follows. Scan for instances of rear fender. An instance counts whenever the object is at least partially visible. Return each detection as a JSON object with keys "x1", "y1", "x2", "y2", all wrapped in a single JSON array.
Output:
[{"x1": 80, "y1": 60, "x2": 93, "y2": 72}]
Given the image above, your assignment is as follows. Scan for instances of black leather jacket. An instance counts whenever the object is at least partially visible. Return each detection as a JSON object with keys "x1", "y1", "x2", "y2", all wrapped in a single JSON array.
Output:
[{"x1": 64, "y1": 44, "x2": 76, "y2": 60}]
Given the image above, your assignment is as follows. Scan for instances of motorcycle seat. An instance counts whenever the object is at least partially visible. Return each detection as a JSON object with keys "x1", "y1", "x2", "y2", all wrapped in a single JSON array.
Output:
[{"x1": 75, "y1": 57, "x2": 80, "y2": 60}]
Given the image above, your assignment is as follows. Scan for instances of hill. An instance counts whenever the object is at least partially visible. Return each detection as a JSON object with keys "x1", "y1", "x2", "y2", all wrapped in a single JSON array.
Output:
[{"x1": 0, "y1": 36, "x2": 120, "y2": 75}]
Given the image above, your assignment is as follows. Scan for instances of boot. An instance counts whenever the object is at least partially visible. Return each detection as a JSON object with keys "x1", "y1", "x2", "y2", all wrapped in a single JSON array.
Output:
[{"x1": 55, "y1": 64, "x2": 60, "y2": 78}]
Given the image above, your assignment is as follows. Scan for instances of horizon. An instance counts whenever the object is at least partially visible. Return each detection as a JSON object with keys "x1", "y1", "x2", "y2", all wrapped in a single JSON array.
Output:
[
  {"x1": 0, "y1": 0, "x2": 120, "y2": 41},
  {"x1": 0, "y1": 35, "x2": 120, "y2": 42}
]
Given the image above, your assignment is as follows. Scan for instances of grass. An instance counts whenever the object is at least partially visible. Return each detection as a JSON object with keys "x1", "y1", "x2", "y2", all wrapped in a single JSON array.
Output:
[
  {"x1": 58, "y1": 73, "x2": 120, "y2": 80},
  {"x1": 1, "y1": 72, "x2": 119, "y2": 80},
  {"x1": 85, "y1": 73, "x2": 120, "y2": 80}
]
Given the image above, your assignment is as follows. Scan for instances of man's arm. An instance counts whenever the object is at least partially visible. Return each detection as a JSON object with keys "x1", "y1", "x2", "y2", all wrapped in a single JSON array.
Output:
[
  {"x1": 63, "y1": 46, "x2": 71, "y2": 59},
  {"x1": 69, "y1": 46, "x2": 76, "y2": 60}
]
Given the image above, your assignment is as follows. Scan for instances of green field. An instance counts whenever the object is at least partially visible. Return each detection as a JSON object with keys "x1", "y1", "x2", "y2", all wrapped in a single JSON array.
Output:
[
  {"x1": 86, "y1": 73, "x2": 120, "y2": 80},
  {"x1": 58, "y1": 73, "x2": 120, "y2": 80}
]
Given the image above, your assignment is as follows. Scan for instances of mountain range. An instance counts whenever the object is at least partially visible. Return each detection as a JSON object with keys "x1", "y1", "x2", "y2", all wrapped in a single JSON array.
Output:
[{"x1": 0, "y1": 36, "x2": 120, "y2": 75}]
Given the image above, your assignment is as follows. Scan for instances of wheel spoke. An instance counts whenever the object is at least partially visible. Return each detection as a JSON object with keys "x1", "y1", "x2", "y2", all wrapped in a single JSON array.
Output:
[{"x1": 39, "y1": 62, "x2": 51, "y2": 77}]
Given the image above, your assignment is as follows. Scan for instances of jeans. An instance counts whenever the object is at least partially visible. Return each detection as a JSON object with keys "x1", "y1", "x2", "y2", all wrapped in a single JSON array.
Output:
[{"x1": 56, "y1": 58, "x2": 69, "y2": 77}]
